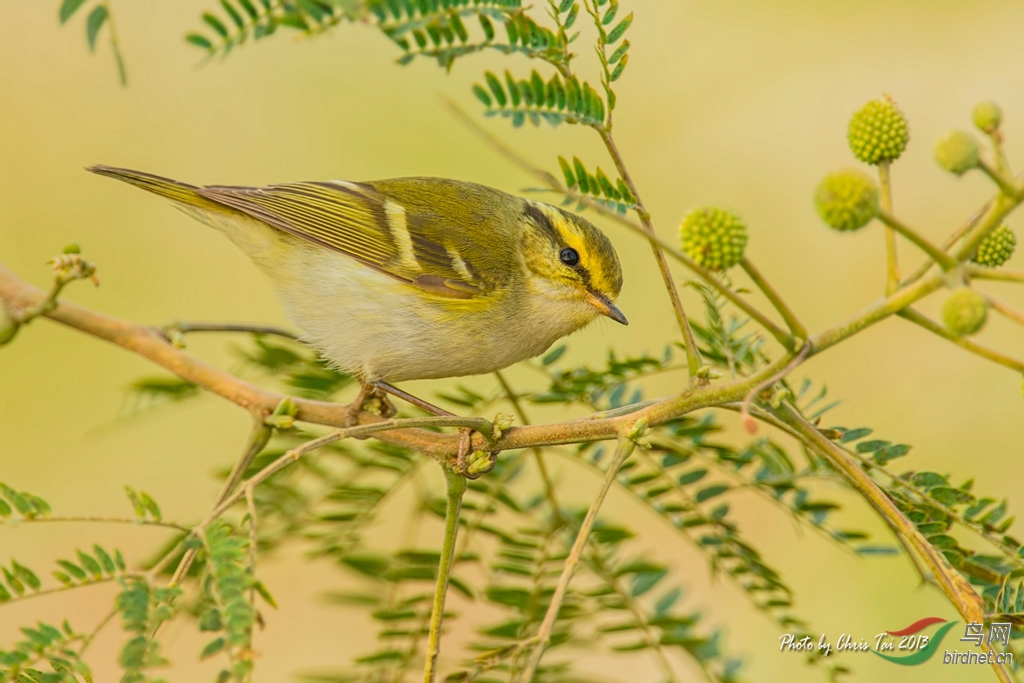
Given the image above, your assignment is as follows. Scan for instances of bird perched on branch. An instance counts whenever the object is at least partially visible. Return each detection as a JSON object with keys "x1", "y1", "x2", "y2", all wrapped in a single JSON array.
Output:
[{"x1": 90, "y1": 166, "x2": 626, "y2": 429}]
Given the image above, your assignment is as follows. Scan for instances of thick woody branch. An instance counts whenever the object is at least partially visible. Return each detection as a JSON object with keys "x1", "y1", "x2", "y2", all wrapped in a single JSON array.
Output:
[
  {"x1": 0, "y1": 262, "x2": 445, "y2": 453},
  {"x1": 0, "y1": 245, "x2": 1011, "y2": 464},
  {"x1": 0, "y1": 262, "x2": 788, "y2": 459}
]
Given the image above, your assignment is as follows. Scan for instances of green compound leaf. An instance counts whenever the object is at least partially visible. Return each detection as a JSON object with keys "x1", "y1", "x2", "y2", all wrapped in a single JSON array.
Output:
[
  {"x1": 59, "y1": 0, "x2": 88, "y2": 24},
  {"x1": 186, "y1": 32, "x2": 215, "y2": 51},
  {"x1": 11, "y1": 560, "x2": 41, "y2": 591},
  {"x1": 0, "y1": 483, "x2": 33, "y2": 517},
  {"x1": 202, "y1": 11, "x2": 230, "y2": 38},
  {"x1": 200, "y1": 636, "x2": 226, "y2": 660},
  {"x1": 85, "y1": 5, "x2": 108, "y2": 51},
  {"x1": 606, "y1": 11, "x2": 632, "y2": 43},
  {"x1": 220, "y1": 0, "x2": 246, "y2": 29},
  {"x1": 474, "y1": 70, "x2": 606, "y2": 128}
]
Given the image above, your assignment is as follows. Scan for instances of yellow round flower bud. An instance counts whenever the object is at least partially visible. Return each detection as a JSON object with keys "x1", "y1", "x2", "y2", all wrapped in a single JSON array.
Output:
[
  {"x1": 934, "y1": 131, "x2": 980, "y2": 176},
  {"x1": 814, "y1": 169, "x2": 879, "y2": 232},
  {"x1": 972, "y1": 101, "x2": 1003, "y2": 135},
  {"x1": 971, "y1": 225, "x2": 1016, "y2": 268},
  {"x1": 679, "y1": 207, "x2": 748, "y2": 271},
  {"x1": 847, "y1": 95, "x2": 910, "y2": 165},
  {"x1": 941, "y1": 288, "x2": 987, "y2": 336}
]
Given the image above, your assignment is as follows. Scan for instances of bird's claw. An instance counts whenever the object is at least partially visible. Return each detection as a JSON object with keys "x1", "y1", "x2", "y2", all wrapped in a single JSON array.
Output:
[{"x1": 346, "y1": 382, "x2": 396, "y2": 429}]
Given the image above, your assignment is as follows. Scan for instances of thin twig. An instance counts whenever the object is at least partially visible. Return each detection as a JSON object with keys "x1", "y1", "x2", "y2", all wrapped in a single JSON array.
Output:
[
  {"x1": 423, "y1": 467, "x2": 467, "y2": 683},
  {"x1": 877, "y1": 211, "x2": 958, "y2": 270},
  {"x1": 0, "y1": 575, "x2": 124, "y2": 604},
  {"x1": 982, "y1": 293, "x2": 1024, "y2": 327},
  {"x1": 967, "y1": 265, "x2": 1024, "y2": 283},
  {"x1": 78, "y1": 608, "x2": 117, "y2": 658},
  {"x1": 245, "y1": 484, "x2": 258, "y2": 609},
  {"x1": 1, "y1": 515, "x2": 188, "y2": 531},
  {"x1": 955, "y1": 194, "x2": 1022, "y2": 264},
  {"x1": 730, "y1": 401, "x2": 1024, "y2": 576},
  {"x1": 810, "y1": 272, "x2": 945, "y2": 353},
  {"x1": 897, "y1": 308, "x2": 1024, "y2": 373},
  {"x1": 902, "y1": 204, "x2": 990, "y2": 286},
  {"x1": 519, "y1": 425, "x2": 642, "y2": 681},
  {"x1": 989, "y1": 127, "x2": 1012, "y2": 177},
  {"x1": 738, "y1": 343, "x2": 810, "y2": 434},
  {"x1": 597, "y1": 128, "x2": 703, "y2": 378},
  {"x1": 160, "y1": 415, "x2": 273, "y2": 585},
  {"x1": 906, "y1": 165, "x2": 1024, "y2": 283},
  {"x1": 878, "y1": 162, "x2": 900, "y2": 294},
  {"x1": 978, "y1": 159, "x2": 1019, "y2": 198},
  {"x1": 771, "y1": 404, "x2": 1011, "y2": 683},
  {"x1": 165, "y1": 321, "x2": 299, "y2": 340},
  {"x1": 739, "y1": 257, "x2": 806, "y2": 341},
  {"x1": 208, "y1": 415, "x2": 493, "y2": 520},
  {"x1": 102, "y1": 0, "x2": 128, "y2": 86}
]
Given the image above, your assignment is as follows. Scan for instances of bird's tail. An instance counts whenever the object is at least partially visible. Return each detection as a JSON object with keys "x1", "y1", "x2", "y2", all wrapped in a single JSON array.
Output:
[{"x1": 87, "y1": 165, "x2": 227, "y2": 213}]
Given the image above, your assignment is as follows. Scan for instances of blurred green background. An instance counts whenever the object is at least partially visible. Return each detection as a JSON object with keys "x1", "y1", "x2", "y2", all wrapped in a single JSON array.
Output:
[{"x1": 2, "y1": 1, "x2": 1023, "y2": 681}]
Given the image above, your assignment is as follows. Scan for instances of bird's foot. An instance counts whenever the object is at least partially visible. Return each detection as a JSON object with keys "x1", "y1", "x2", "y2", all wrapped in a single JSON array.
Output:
[
  {"x1": 362, "y1": 382, "x2": 499, "y2": 478},
  {"x1": 345, "y1": 382, "x2": 396, "y2": 428}
]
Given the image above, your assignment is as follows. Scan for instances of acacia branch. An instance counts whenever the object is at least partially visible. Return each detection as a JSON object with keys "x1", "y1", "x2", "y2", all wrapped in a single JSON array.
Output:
[
  {"x1": 0, "y1": 515, "x2": 189, "y2": 532},
  {"x1": 162, "y1": 320, "x2": 299, "y2": 340},
  {"x1": 982, "y1": 292, "x2": 1024, "y2": 328},
  {"x1": 5, "y1": 233, "x2": 1009, "y2": 480},
  {"x1": 967, "y1": 265, "x2": 1024, "y2": 283},
  {"x1": 771, "y1": 404, "x2": 1013, "y2": 683},
  {"x1": 897, "y1": 308, "x2": 1024, "y2": 373},
  {"x1": 878, "y1": 161, "x2": 900, "y2": 293},
  {"x1": 1, "y1": 252, "x2": 995, "y2": 468},
  {"x1": 0, "y1": 261, "x2": 797, "y2": 458},
  {"x1": 739, "y1": 257, "x2": 806, "y2": 341},
  {"x1": 596, "y1": 128, "x2": 704, "y2": 378},
  {"x1": 423, "y1": 468, "x2": 467, "y2": 683},
  {"x1": 0, "y1": 261, "x2": 457, "y2": 456}
]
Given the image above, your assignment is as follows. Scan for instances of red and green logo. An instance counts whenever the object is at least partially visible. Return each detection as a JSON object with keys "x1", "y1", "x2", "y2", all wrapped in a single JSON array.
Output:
[{"x1": 871, "y1": 617, "x2": 958, "y2": 665}]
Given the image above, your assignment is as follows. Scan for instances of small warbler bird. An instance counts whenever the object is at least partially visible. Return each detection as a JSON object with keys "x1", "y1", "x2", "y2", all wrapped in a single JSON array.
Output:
[{"x1": 89, "y1": 166, "x2": 627, "y2": 384}]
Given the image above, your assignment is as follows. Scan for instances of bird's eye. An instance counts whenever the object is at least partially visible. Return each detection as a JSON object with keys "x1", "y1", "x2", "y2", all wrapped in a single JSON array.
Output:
[{"x1": 559, "y1": 247, "x2": 580, "y2": 267}]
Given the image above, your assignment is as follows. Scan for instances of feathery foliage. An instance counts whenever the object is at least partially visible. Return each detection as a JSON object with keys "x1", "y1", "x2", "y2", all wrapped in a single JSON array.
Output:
[
  {"x1": 7, "y1": 1, "x2": 1024, "y2": 682},
  {"x1": 57, "y1": 0, "x2": 127, "y2": 84}
]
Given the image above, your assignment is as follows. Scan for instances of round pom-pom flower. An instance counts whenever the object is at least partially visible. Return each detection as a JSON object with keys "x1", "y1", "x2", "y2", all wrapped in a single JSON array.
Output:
[
  {"x1": 972, "y1": 101, "x2": 1003, "y2": 134},
  {"x1": 814, "y1": 169, "x2": 879, "y2": 232},
  {"x1": 942, "y1": 288, "x2": 988, "y2": 336},
  {"x1": 679, "y1": 207, "x2": 748, "y2": 270},
  {"x1": 971, "y1": 225, "x2": 1016, "y2": 268},
  {"x1": 847, "y1": 95, "x2": 910, "y2": 165},
  {"x1": 934, "y1": 130, "x2": 980, "y2": 176}
]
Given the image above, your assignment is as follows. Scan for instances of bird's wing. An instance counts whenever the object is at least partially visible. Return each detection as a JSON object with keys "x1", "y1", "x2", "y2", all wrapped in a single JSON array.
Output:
[{"x1": 197, "y1": 180, "x2": 492, "y2": 299}]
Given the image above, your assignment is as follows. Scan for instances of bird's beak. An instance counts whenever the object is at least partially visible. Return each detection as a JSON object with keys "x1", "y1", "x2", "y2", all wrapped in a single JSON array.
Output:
[{"x1": 586, "y1": 292, "x2": 629, "y2": 325}]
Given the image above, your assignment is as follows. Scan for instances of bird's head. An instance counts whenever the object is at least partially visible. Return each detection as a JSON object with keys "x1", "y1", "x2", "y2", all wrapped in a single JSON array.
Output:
[{"x1": 518, "y1": 200, "x2": 627, "y2": 326}]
